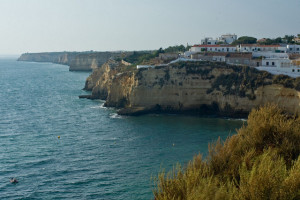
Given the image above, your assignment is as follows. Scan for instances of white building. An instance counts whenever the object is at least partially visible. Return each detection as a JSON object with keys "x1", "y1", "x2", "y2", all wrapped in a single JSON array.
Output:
[
  {"x1": 252, "y1": 52, "x2": 288, "y2": 58},
  {"x1": 200, "y1": 37, "x2": 217, "y2": 45},
  {"x1": 218, "y1": 34, "x2": 237, "y2": 44},
  {"x1": 261, "y1": 58, "x2": 291, "y2": 68},
  {"x1": 287, "y1": 45, "x2": 300, "y2": 53},
  {"x1": 190, "y1": 45, "x2": 237, "y2": 53},
  {"x1": 238, "y1": 44, "x2": 286, "y2": 53},
  {"x1": 258, "y1": 58, "x2": 300, "y2": 77}
]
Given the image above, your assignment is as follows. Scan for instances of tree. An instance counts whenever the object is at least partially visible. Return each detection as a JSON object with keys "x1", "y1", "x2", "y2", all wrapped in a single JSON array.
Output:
[
  {"x1": 284, "y1": 35, "x2": 295, "y2": 43},
  {"x1": 164, "y1": 45, "x2": 186, "y2": 53},
  {"x1": 231, "y1": 36, "x2": 257, "y2": 45},
  {"x1": 274, "y1": 37, "x2": 282, "y2": 43}
]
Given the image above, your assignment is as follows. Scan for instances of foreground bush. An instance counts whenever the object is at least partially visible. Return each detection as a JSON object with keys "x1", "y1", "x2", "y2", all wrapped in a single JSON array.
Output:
[{"x1": 153, "y1": 104, "x2": 300, "y2": 200}]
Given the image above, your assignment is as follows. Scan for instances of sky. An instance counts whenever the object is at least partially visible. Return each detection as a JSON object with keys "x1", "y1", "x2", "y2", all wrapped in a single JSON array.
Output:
[{"x1": 0, "y1": 0, "x2": 299, "y2": 55}]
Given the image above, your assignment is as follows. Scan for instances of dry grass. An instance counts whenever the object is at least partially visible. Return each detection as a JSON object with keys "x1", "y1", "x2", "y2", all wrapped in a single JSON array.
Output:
[{"x1": 153, "y1": 104, "x2": 300, "y2": 200}]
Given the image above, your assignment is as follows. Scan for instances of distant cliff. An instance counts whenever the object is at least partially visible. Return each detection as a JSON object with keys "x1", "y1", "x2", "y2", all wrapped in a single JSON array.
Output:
[
  {"x1": 83, "y1": 60, "x2": 300, "y2": 117},
  {"x1": 18, "y1": 51, "x2": 128, "y2": 71},
  {"x1": 17, "y1": 52, "x2": 79, "y2": 66},
  {"x1": 68, "y1": 52, "x2": 126, "y2": 71}
]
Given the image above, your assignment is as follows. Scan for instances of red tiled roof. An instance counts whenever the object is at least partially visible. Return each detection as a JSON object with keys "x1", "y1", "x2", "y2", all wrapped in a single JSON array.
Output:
[
  {"x1": 192, "y1": 45, "x2": 236, "y2": 48},
  {"x1": 192, "y1": 45, "x2": 220, "y2": 47},
  {"x1": 240, "y1": 44, "x2": 280, "y2": 47}
]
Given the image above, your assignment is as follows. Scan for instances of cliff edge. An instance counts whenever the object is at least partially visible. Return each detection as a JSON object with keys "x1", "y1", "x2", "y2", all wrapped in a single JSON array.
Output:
[{"x1": 84, "y1": 60, "x2": 300, "y2": 117}]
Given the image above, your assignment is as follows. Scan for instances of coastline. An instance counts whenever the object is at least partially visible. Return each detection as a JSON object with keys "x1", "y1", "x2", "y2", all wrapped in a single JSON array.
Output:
[{"x1": 17, "y1": 53, "x2": 300, "y2": 118}]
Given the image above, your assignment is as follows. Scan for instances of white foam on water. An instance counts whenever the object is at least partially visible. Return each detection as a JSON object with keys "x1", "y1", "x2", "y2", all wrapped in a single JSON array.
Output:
[
  {"x1": 109, "y1": 113, "x2": 124, "y2": 119},
  {"x1": 90, "y1": 102, "x2": 108, "y2": 109}
]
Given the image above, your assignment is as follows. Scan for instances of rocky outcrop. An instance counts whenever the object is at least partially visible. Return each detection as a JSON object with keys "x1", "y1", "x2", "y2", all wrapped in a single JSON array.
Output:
[
  {"x1": 18, "y1": 51, "x2": 129, "y2": 71},
  {"x1": 84, "y1": 60, "x2": 300, "y2": 117}
]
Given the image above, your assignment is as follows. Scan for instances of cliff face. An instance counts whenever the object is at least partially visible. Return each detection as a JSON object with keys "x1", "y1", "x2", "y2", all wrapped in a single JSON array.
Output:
[
  {"x1": 85, "y1": 61, "x2": 300, "y2": 117},
  {"x1": 17, "y1": 52, "x2": 79, "y2": 66},
  {"x1": 68, "y1": 52, "x2": 124, "y2": 71},
  {"x1": 18, "y1": 51, "x2": 127, "y2": 71}
]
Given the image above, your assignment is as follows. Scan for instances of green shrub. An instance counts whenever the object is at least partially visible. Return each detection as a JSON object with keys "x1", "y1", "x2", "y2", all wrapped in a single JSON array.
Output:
[{"x1": 154, "y1": 104, "x2": 300, "y2": 200}]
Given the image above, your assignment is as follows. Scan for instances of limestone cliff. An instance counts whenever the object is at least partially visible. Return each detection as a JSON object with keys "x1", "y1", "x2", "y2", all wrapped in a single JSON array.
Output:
[
  {"x1": 85, "y1": 60, "x2": 300, "y2": 117},
  {"x1": 68, "y1": 52, "x2": 127, "y2": 71},
  {"x1": 18, "y1": 52, "x2": 79, "y2": 66},
  {"x1": 18, "y1": 51, "x2": 128, "y2": 71}
]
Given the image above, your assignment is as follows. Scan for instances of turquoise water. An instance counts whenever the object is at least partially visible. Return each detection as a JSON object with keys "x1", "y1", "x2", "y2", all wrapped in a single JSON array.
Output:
[{"x1": 0, "y1": 59, "x2": 243, "y2": 199}]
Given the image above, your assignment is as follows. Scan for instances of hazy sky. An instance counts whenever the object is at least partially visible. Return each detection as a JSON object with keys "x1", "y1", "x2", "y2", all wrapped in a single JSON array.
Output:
[{"x1": 0, "y1": 0, "x2": 299, "y2": 54}]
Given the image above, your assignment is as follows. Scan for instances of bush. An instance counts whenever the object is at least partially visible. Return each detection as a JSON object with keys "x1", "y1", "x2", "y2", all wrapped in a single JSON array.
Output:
[{"x1": 153, "y1": 104, "x2": 300, "y2": 200}]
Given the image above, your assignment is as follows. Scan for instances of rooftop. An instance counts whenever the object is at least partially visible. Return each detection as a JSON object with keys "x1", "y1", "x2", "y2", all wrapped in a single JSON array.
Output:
[
  {"x1": 192, "y1": 45, "x2": 236, "y2": 48},
  {"x1": 239, "y1": 44, "x2": 280, "y2": 47}
]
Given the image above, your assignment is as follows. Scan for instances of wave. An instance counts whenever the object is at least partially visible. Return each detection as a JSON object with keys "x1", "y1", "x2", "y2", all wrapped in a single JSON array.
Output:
[{"x1": 109, "y1": 113, "x2": 125, "y2": 119}]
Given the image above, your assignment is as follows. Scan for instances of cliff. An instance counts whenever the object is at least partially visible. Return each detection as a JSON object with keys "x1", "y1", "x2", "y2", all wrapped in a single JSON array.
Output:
[
  {"x1": 68, "y1": 52, "x2": 125, "y2": 71},
  {"x1": 84, "y1": 60, "x2": 300, "y2": 117},
  {"x1": 18, "y1": 51, "x2": 129, "y2": 71},
  {"x1": 17, "y1": 52, "x2": 79, "y2": 66}
]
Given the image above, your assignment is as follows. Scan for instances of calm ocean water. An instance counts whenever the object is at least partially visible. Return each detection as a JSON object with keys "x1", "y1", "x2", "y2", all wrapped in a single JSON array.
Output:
[{"x1": 0, "y1": 58, "x2": 243, "y2": 199}]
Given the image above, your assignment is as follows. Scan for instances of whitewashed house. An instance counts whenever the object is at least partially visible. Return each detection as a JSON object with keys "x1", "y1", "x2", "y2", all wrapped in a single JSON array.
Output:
[
  {"x1": 238, "y1": 44, "x2": 285, "y2": 53},
  {"x1": 257, "y1": 58, "x2": 300, "y2": 77},
  {"x1": 190, "y1": 45, "x2": 237, "y2": 53},
  {"x1": 287, "y1": 45, "x2": 300, "y2": 53},
  {"x1": 261, "y1": 58, "x2": 291, "y2": 67},
  {"x1": 200, "y1": 37, "x2": 217, "y2": 45},
  {"x1": 218, "y1": 34, "x2": 237, "y2": 44}
]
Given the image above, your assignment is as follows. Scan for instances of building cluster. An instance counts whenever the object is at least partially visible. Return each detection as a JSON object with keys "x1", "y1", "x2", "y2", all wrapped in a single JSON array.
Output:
[
  {"x1": 136, "y1": 34, "x2": 300, "y2": 77},
  {"x1": 186, "y1": 34, "x2": 300, "y2": 77}
]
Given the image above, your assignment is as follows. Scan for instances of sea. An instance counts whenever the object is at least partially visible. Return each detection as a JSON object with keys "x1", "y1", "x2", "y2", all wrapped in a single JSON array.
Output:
[{"x1": 0, "y1": 58, "x2": 244, "y2": 199}]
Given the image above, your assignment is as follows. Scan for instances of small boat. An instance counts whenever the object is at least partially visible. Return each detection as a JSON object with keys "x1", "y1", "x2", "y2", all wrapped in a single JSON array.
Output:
[{"x1": 10, "y1": 178, "x2": 18, "y2": 183}]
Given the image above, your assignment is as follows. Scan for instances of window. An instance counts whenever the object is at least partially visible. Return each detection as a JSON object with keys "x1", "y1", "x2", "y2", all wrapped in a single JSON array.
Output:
[
  {"x1": 292, "y1": 69, "x2": 295, "y2": 72},
  {"x1": 297, "y1": 48, "x2": 299, "y2": 51},
  {"x1": 298, "y1": 69, "x2": 300, "y2": 72},
  {"x1": 272, "y1": 62, "x2": 275, "y2": 66},
  {"x1": 266, "y1": 62, "x2": 269, "y2": 66},
  {"x1": 290, "y1": 48, "x2": 293, "y2": 51},
  {"x1": 257, "y1": 62, "x2": 259, "y2": 66}
]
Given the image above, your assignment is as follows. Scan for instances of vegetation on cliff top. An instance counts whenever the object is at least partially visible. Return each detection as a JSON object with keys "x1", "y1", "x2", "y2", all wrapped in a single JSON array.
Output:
[
  {"x1": 169, "y1": 61, "x2": 300, "y2": 99},
  {"x1": 123, "y1": 50, "x2": 161, "y2": 65},
  {"x1": 122, "y1": 45, "x2": 189, "y2": 66},
  {"x1": 154, "y1": 104, "x2": 300, "y2": 200}
]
